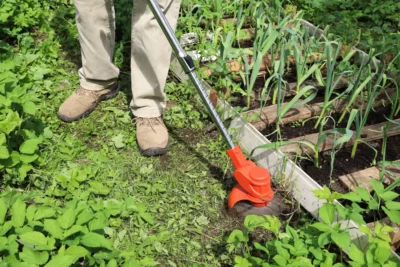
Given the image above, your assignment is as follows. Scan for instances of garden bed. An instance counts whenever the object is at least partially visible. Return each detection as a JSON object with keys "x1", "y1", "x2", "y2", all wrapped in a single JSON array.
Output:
[{"x1": 173, "y1": 1, "x2": 400, "y2": 260}]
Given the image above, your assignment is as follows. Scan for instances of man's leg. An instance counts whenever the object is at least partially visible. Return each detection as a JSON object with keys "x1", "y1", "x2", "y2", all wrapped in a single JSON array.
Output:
[
  {"x1": 58, "y1": 0, "x2": 120, "y2": 122},
  {"x1": 130, "y1": 0, "x2": 181, "y2": 156}
]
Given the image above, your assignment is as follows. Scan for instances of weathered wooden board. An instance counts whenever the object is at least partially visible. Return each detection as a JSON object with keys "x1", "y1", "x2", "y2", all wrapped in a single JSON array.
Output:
[
  {"x1": 339, "y1": 160, "x2": 400, "y2": 192},
  {"x1": 244, "y1": 98, "x2": 347, "y2": 131},
  {"x1": 279, "y1": 119, "x2": 400, "y2": 155}
]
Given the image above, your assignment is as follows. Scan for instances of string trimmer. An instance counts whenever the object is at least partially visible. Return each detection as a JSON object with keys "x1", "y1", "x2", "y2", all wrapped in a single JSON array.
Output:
[{"x1": 147, "y1": 0, "x2": 278, "y2": 211}]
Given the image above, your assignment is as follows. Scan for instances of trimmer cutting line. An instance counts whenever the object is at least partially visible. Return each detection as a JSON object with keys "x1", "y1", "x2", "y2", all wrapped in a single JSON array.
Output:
[{"x1": 148, "y1": 0, "x2": 283, "y2": 216}]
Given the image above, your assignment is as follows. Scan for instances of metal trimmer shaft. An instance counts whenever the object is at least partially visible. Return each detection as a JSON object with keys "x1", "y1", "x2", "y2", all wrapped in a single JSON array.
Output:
[{"x1": 146, "y1": 0, "x2": 235, "y2": 149}]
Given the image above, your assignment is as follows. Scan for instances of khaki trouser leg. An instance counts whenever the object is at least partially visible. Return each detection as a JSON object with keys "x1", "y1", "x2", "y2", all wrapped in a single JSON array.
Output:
[
  {"x1": 74, "y1": 0, "x2": 119, "y2": 90},
  {"x1": 130, "y1": 0, "x2": 181, "y2": 118}
]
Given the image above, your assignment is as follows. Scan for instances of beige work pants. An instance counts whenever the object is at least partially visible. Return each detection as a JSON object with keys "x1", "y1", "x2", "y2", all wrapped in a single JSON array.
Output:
[{"x1": 74, "y1": 0, "x2": 181, "y2": 117}]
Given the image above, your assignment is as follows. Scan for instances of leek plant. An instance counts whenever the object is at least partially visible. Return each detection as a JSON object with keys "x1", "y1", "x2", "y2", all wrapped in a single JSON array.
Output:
[
  {"x1": 292, "y1": 28, "x2": 322, "y2": 93},
  {"x1": 337, "y1": 50, "x2": 379, "y2": 123},
  {"x1": 313, "y1": 40, "x2": 356, "y2": 129},
  {"x1": 346, "y1": 67, "x2": 387, "y2": 159},
  {"x1": 234, "y1": 2, "x2": 254, "y2": 43},
  {"x1": 263, "y1": 43, "x2": 318, "y2": 137},
  {"x1": 240, "y1": 21, "x2": 279, "y2": 109},
  {"x1": 378, "y1": 77, "x2": 400, "y2": 182}
]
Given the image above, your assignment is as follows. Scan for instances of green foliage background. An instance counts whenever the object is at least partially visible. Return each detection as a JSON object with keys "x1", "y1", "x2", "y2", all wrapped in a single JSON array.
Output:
[{"x1": 292, "y1": 0, "x2": 400, "y2": 62}]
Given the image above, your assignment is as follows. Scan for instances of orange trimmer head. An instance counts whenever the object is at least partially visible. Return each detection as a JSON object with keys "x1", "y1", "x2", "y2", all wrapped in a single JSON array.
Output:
[{"x1": 227, "y1": 145, "x2": 274, "y2": 208}]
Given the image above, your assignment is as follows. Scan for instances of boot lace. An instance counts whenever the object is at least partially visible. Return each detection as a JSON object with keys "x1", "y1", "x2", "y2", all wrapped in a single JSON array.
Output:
[
  {"x1": 136, "y1": 117, "x2": 164, "y2": 132},
  {"x1": 76, "y1": 88, "x2": 101, "y2": 101}
]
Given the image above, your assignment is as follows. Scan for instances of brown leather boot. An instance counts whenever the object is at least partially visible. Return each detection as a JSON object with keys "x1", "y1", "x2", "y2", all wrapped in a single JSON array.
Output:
[
  {"x1": 135, "y1": 117, "x2": 169, "y2": 156},
  {"x1": 57, "y1": 83, "x2": 119, "y2": 122}
]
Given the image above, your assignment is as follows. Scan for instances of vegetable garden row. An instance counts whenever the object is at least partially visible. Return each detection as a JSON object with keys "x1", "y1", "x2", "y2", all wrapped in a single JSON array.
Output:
[{"x1": 176, "y1": 0, "x2": 400, "y2": 265}]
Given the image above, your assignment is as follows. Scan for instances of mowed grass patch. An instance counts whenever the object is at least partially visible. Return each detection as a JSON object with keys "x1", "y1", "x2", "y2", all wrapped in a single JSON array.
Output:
[{"x1": 33, "y1": 62, "x2": 243, "y2": 265}]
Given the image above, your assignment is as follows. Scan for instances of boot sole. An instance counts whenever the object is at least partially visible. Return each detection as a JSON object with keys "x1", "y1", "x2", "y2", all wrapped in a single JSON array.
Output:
[
  {"x1": 138, "y1": 141, "x2": 169, "y2": 157},
  {"x1": 57, "y1": 84, "x2": 120, "y2": 123}
]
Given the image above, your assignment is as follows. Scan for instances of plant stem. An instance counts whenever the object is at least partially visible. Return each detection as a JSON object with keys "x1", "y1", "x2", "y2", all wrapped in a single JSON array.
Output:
[
  {"x1": 351, "y1": 139, "x2": 359, "y2": 158},
  {"x1": 314, "y1": 108, "x2": 326, "y2": 129}
]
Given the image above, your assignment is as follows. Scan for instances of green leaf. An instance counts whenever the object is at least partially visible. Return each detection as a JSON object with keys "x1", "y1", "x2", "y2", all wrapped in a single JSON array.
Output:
[
  {"x1": 89, "y1": 181, "x2": 111, "y2": 195},
  {"x1": 380, "y1": 191, "x2": 399, "y2": 202},
  {"x1": 88, "y1": 213, "x2": 108, "y2": 231},
  {"x1": 44, "y1": 255, "x2": 76, "y2": 267},
  {"x1": 18, "y1": 163, "x2": 33, "y2": 179},
  {"x1": 0, "y1": 133, "x2": 6, "y2": 145},
  {"x1": 34, "y1": 206, "x2": 56, "y2": 220},
  {"x1": 349, "y1": 244, "x2": 365, "y2": 264},
  {"x1": 107, "y1": 259, "x2": 118, "y2": 267},
  {"x1": 26, "y1": 205, "x2": 36, "y2": 222},
  {"x1": 20, "y1": 153, "x2": 39, "y2": 164},
  {"x1": 0, "y1": 198, "x2": 7, "y2": 225},
  {"x1": 374, "y1": 245, "x2": 391, "y2": 264},
  {"x1": 44, "y1": 219, "x2": 63, "y2": 239},
  {"x1": 359, "y1": 225, "x2": 373, "y2": 239},
  {"x1": 385, "y1": 201, "x2": 400, "y2": 210},
  {"x1": 63, "y1": 225, "x2": 82, "y2": 239},
  {"x1": 19, "y1": 139, "x2": 41, "y2": 154},
  {"x1": 19, "y1": 247, "x2": 49, "y2": 265},
  {"x1": 309, "y1": 247, "x2": 323, "y2": 260},
  {"x1": 2, "y1": 151, "x2": 20, "y2": 167},
  {"x1": 0, "y1": 221, "x2": 12, "y2": 236},
  {"x1": 11, "y1": 198, "x2": 26, "y2": 228},
  {"x1": 313, "y1": 186, "x2": 332, "y2": 201},
  {"x1": 273, "y1": 255, "x2": 287, "y2": 266},
  {"x1": 319, "y1": 203, "x2": 335, "y2": 225},
  {"x1": 0, "y1": 111, "x2": 21, "y2": 135},
  {"x1": 139, "y1": 212, "x2": 154, "y2": 225},
  {"x1": 349, "y1": 212, "x2": 366, "y2": 225},
  {"x1": 57, "y1": 208, "x2": 76, "y2": 229},
  {"x1": 23, "y1": 101, "x2": 37, "y2": 115},
  {"x1": 342, "y1": 192, "x2": 362, "y2": 202},
  {"x1": 75, "y1": 209, "x2": 94, "y2": 225},
  {"x1": 318, "y1": 232, "x2": 331, "y2": 247},
  {"x1": 331, "y1": 231, "x2": 350, "y2": 250},
  {"x1": 43, "y1": 127, "x2": 53, "y2": 139},
  {"x1": 356, "y1": 187, "x2": 371, "y2": 201},
  {"x1": 285, "y1": 225, "x2": 299, "y2": 239},
  {"x1": 370, "y1": 179, "x2": 384, "y2": 194},
  {"x1": 383, "y1": 207, "x2": 400, "y2": 224},
  {"x1": 80, "y1": 233, "x2": 112, "y2": 250},
  {"x1": 0, "y1": 146, "x2": 9, "y2": 159},
  {"x1": 368, "y1": 198, "x2": 379, "y2": 210},
  {"x1": 65, "y1": 245, "x2": 89, "y2": 261},
  {"x1": 19, "y1": 231, "x2": 47, "y2": 246},
  {"x1": 276, "y1": 242, "x2": 290, "y2": 260},
  {"x1": 112, "y1": 134, "x2": 125, "y2": 148},
  {"x1": 311, "y1": 222, "x2": 332, "y2": 232}
]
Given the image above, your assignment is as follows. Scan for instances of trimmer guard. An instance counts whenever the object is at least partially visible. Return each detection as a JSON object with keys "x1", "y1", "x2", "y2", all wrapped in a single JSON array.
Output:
[{"x1": 227, "y1": 146, "x2": 274, "y2": 208}]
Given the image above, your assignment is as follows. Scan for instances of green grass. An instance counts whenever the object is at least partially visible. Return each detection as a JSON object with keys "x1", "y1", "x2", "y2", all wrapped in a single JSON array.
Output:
[{"x1": 25, "y1": 49, "x2": 247, "y2": 265}]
